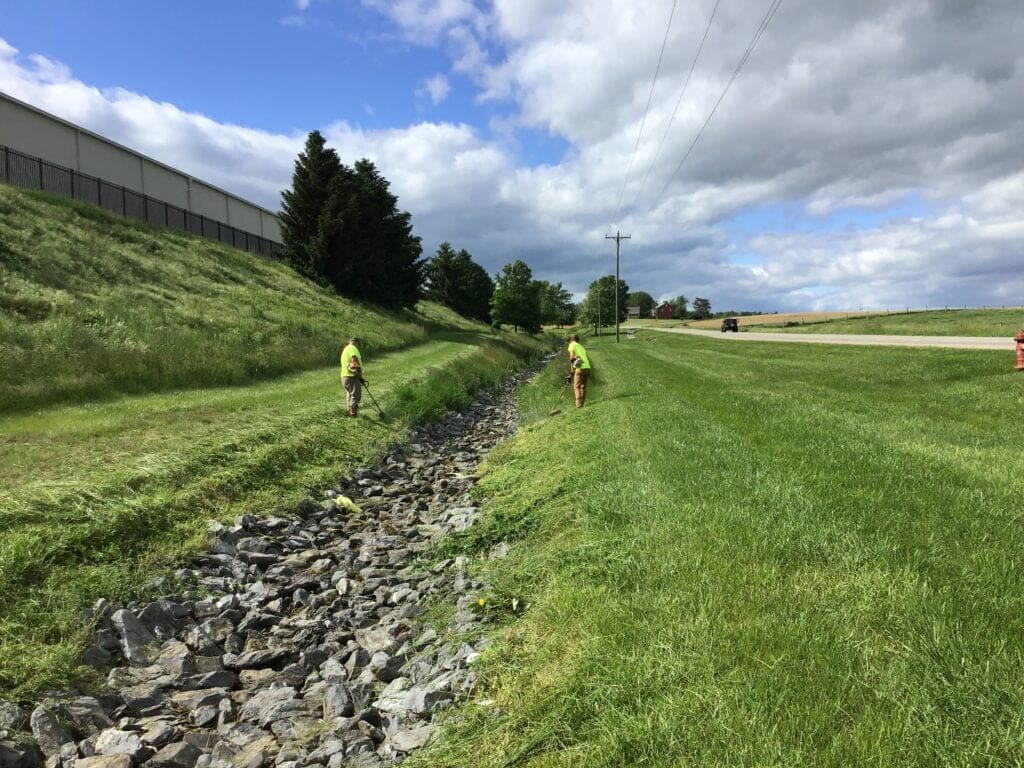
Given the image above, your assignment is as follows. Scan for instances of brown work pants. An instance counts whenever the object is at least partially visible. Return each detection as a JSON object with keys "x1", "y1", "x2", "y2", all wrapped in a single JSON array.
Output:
[
  {"x1": 573, "y1": 369, "x2": 590, "y2": 408},
  {"x1": 343, "y1": 376, "x2": 362, "y2": 413}
]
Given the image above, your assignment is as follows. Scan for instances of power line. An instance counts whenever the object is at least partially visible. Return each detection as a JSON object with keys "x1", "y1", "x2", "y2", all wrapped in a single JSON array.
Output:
[
  {"x1": 610, "y1": 0, "x2": 678, "y2": 227},
  {"x1": 627, "y1": 0, "x2": 722, "y2": 217},
  {"x1": 649, "y1": 0, "x2": 783, "y2": 213}
]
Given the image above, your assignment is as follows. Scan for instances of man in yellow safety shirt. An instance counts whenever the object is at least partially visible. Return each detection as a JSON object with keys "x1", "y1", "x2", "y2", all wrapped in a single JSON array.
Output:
[
  {"x1": 340, "y1": 337, "x2": 363, "y2": 417},
  {"x1": 567, "y1": 333, "x2": 592, "y2": 408}
]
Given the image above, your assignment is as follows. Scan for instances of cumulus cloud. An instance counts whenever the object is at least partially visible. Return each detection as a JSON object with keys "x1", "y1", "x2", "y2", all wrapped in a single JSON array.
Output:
[
  {"x1": 3, "y1": 0, "x2": 1024, "y2": 311},
  {"x1": 417, "y1": 74, "x2": 451, "y2": 105}
]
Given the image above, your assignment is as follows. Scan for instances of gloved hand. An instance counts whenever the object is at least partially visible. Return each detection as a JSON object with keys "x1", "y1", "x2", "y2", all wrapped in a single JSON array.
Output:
[
  {"x1": 360, "y1": 377, "x2": 368, "y2": 385},
  {"x1": 563, "y1": 374, "x2": 573, "y2": 383}
]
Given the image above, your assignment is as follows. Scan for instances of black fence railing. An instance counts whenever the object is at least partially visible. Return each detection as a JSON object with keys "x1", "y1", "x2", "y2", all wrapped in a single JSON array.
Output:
[{"x1": 0, "y1": 144, "x2": 284, "y2": 259}]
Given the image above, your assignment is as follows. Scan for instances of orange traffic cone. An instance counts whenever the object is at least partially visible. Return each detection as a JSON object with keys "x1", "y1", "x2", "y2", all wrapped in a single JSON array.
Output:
[{"x1": 1016, "y1": 330, "x2": 1024, "y2": 371}]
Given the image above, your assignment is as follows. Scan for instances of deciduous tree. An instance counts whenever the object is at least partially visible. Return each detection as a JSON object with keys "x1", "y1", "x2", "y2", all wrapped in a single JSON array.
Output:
[{"x1": 491, "y1": 260, "x2": 541, "y2": 333}]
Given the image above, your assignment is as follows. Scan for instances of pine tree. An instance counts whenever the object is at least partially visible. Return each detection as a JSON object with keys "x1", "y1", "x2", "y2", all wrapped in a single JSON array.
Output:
[
  {"x1": 425, "y1": 242, "x2": 461, "y2": 308},
  {"x1": 461, "y1": 256, "x2": 494, "y2": 323},
  {"x1": 279, "y1": 131, "x2": 341, "y2": 277}
]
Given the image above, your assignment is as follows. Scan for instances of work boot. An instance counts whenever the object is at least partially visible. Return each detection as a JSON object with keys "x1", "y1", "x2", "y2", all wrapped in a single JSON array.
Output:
[
  {"x1": 347, "y1": 407, "x2": 355, "y2": 417},
  {"x1": 352, "y1": 406, "x2": 358, "y2": 417}
]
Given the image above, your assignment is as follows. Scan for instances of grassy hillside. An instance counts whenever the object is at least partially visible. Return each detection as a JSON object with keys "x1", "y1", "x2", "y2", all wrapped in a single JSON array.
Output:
[
  {"x1": 413, "y1": 333, "x2": 1024, "y2": 767},
  {"x1": 0, "y1": 182, "x2": 554, "y2": 699},
  {"x1": 0, "y1": 184, "x2": 479, "y2": 413}
]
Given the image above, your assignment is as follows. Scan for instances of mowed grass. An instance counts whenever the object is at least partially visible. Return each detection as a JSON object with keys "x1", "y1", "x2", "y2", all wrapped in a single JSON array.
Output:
[
  {"x1": 0, "y1": 184, "x2": 481, "y2": 413},
  {"x1": 410, "y1": 332, "x2": 1024, "y2": 766},
  {"x1": 0, "y1": 330, "x2": 548, "y2": 699}
]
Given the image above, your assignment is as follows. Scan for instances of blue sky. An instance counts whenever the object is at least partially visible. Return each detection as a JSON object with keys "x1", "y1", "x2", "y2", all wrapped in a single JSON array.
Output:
[{"x1": 1, "y1": 0, "x2": 1022, "y2": 311}]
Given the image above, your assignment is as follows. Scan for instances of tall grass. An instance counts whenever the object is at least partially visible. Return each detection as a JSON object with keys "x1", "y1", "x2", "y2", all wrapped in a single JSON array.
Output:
[
  {"x1": 0, "y1": 184, "x2": 480, "y2": 413},
  {"x1": 409, "y1": 333, "x2": 1024, "y2": 767}
]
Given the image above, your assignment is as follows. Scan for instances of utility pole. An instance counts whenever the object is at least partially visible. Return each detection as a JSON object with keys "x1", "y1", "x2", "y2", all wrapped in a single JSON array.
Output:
[{"x1": 605, "y1": 230, "x2": 631, "y2": 342}]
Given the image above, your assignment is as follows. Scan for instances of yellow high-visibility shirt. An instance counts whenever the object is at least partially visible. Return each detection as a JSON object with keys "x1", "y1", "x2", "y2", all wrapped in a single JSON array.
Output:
[
  {"x1": 340, "y1": 344, "x2": 362, "y2": 379},
  {"x1": 568, "y1": 341, "x2": 591, "y2": 370}
]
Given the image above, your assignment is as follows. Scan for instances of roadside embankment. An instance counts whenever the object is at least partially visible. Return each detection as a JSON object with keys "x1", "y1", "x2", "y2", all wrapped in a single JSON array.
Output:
[{"x1": 0, "y1": 365, "x2": 546, "y2": 768}]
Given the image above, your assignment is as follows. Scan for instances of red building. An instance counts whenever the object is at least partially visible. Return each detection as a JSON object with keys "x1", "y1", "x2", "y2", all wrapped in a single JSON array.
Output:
[{"x1": 654, "y1": 301, "x2": 675, "y2": 320}]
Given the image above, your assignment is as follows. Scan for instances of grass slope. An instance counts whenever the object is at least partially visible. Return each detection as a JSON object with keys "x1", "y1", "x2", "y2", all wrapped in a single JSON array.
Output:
[
  {"x1": 412, "y1": 333, "x2": 1024, "y2": 767},
  {"x1": 0, "y1": 184, "x2": 480, "y2": 413},
  {"x1": 0, "y1": 182, "x2": 554, "y2": 698}
]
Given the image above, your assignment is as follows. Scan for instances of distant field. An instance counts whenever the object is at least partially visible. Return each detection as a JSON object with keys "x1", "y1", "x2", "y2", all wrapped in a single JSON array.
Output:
[{"x1": 627, "y1": 308, "x2": 1024, "y2": 336}]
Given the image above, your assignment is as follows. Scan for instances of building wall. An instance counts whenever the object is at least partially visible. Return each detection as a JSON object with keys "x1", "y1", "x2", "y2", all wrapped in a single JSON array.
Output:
[{"x1": 0, "y1": 90, "x2": 281, "y2": 243}]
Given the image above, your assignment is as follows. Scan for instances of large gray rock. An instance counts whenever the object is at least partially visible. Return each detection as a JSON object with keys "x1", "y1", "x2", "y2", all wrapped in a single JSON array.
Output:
[
  {"x1": 28, "y1": 707, "x2": 74, "y2": 758},
  {"x1": 149, "y1": 742, "x2": 202, "y2": 768},
  {"x1": 321, "y1": 686, "x2": 353, "y2": 720},
  {"x1": 389, "y1": 723, "x2": 435, "y2": 752},
  {"x1": 354, "y1": 627, "x2": 398, "y2": 655},
  {"x1": 0, "y1": 739, "x2": 43, "y2": 768},
  {"x1": 237, "y1": 688, "x2": 306, "y2": 729},
  {"x1": 110, "y1": 609, "x2": 161, "y2": 666},
  {"x1": 93, "y1": 730, "x2": 146, "y2": 761}
]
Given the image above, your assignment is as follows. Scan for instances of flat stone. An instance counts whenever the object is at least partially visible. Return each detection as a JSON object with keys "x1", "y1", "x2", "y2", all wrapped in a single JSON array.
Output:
[
  {"x1": 149, "y1": 742, "x2": 202, "y2": 768},
  {"x1": 74, "y1": 756, "x2": 131, "y2": 768},
  {"x1": 389, "y1": 723, "x2": 435, "y2": 752},
  {"x1": 354, "y1": 627, "x2": 398, "y2": 655},
  {"x1": 222, "y1": 650, "x2": 294, "y2": 671},
  {"x1": 237, "y1": 689, "x2": 306, "y2": 729},
  {"x1": 93, "y1": 730, "x2": 145, "y2": 761}
]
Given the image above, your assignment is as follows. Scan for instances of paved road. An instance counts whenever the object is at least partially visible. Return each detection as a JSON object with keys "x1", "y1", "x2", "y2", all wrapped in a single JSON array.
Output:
[{"x1": 633, "y1": 327, "x2": 1016, "y2": 350}]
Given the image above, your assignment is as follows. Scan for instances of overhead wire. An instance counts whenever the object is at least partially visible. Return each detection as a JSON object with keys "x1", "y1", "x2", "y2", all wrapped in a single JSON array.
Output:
[
  {"x1": 626, "y1": 0, "x2": 722, "y2": 218},
  {"x1": 609, "y1": 0, "x2": 678, "y2": 230},
  {"x1": 647, "y1": 0, "x2": 783, "y2": 214}
]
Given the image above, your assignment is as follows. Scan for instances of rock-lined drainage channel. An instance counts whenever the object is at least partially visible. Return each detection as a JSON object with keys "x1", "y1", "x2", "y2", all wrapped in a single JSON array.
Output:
[{"x1": 1, "y1": 365, "x2": 547, "y2": 768}]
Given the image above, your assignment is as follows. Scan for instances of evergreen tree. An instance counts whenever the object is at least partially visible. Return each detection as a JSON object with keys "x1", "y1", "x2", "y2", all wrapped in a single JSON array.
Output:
[
  {"x1": 279, "y1": 131, "x2": 341, "y2": 277},
  {"x1": 491, "y1": 260, "x2": 541, "y2": 333},
  {"x1": 461, "y1": 257, "x2": 494, "y2": 323},
  {"x1": 425, "y1": 244, "x2": 494, "y2": 323},
  {"x1": 425, "y1": 242, "x2": 461, "y2": 308}
]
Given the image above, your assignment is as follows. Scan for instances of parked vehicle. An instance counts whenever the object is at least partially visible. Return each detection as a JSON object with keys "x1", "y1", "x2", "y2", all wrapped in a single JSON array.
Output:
[{"x1": 720, "y1": 317, "x2": 739, "y2": 332}]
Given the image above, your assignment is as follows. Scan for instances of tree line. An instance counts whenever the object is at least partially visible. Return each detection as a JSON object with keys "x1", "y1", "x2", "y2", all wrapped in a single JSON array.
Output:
[
  {"x1": 280, "y1": 132, "x2": 727, "y2": 331},
  {"x1": 279, "y1": 132, "x2": 572, "y2": 330}
]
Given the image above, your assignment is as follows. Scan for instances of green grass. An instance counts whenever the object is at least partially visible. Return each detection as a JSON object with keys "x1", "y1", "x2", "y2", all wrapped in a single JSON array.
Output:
[
  {"x1": 744, "y1": 308, "x2": 1024, "y2": 336},
  {"x1": 409, "y1": 332, "x2": 1024, "y2": 767},
  {"x1": 0, "y1": 331, "x2": 549, "y2": 700},
  {"x1": 0, "y1": 181, "x2": 556, "y2": 698},
  {"x1": 0, "y1": 183, "x2": 482, "y2": 413}
]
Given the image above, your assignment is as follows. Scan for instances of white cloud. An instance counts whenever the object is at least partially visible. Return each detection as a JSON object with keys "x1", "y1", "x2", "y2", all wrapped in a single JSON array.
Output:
[
  {"x1": 296, "y1": 0, "x2": 311, "y2": 9},
  {"x1": 3, "y1": 0, "x2": 1024, "y2": 312},
  {"x1": 417, "y1": 73, "x2": 451, "y2": 105}
]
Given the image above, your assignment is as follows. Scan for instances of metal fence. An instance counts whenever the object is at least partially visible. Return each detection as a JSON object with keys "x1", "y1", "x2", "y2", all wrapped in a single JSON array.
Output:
[{"x1": 0, "y1": 144, "x2": 284, "y2": 259}]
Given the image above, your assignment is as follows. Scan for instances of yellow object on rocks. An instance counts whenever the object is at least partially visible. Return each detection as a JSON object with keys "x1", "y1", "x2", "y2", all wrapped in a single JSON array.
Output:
[{"x1": 337, "y1": 495, "x2": 362, "y2": 514}]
